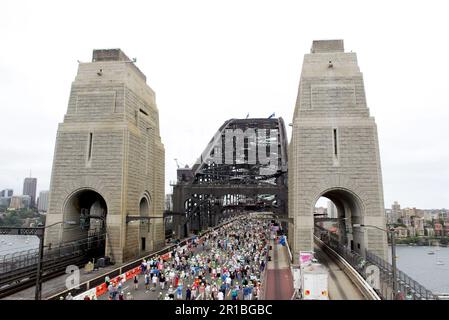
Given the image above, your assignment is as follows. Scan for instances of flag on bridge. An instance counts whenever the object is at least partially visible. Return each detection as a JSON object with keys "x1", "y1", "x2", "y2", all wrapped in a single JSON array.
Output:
[{"x1": 268, "y1": 112, "x2": 275, "y2": 119}]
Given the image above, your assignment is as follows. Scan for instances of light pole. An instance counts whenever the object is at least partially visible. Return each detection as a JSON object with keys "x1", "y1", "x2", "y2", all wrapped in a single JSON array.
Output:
[
  {"x1": 34, "y1": 220, "x2": 77, "y2": 300},
  {"x1": 0, "y1": 220, "x2": 76, "y2": 300},
  {"x1": 353, "y1": 223, "x2": 398, "y2": 300}
]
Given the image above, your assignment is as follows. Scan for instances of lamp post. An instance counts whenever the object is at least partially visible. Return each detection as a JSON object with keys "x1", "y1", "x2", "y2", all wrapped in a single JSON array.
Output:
[
  {"x1": 34, "y1": 220, "x2": 77, "y2": 300},
  {"x1": 353, "y1": 223, "x2": 398, "y2": 300},
  {"x1": 0, "y1": 220, "x2": 76, "y2": 300}
]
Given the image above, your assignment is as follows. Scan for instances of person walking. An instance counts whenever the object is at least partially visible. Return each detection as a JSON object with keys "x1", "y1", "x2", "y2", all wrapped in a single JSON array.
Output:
[
  {"x1": 133, "y1": 275, "x2": 139, "y2": 290},
  {"x1": 176, "y1": 284, "x2": 183, "y2": 300},
  {"x1": 186, "y1": 286, "x2": 192, "y2": 300},
  {"x1": 152, "y1": 273, "x2": 158, "y2": 291},
  {"x1": 231, "y1": 286, "x2": 239, "y2": 300},
  {"x1": 205, "y1": 283, "x2": 211, "y2": 300},
  {"x1": 117, "y1": 282, "x2": 123, "y2": 296},
  {"x1": 191, "y1": 284, "x2": 197, "y2": 300},
  {"x1": 242, "y1": 285, "x2": 248, "y2": 300},
  {"x1": 198, "y1": 283, "x2": 205, "y2": 300},
  {"x1": 144, "y1": 273, "x2": 150, "y2": 292},
  {"x1": 167, "y1": 285, "x2": 175, "y2": 300},
  {"x1": 140, "y1": 260, "x2": 147, "y2": 274},
  {"x1": 111, "y1": 284, "x2": 118, "y2": 300},
  {"x1": 225, "y1": 275, "x2": 232, "y2": 291},
  {"x1": 160, "y1": 273, "x2": 166, "y2": 290},
  {"x1": 254, "y1": 284, "x2": 260, "y2": 300},
  {"x1": 248, "y1": 285, "x2": 254, "y2": 300},
  {"x1": 108, "y1": 283, "x2": 114, "y2": 300}
]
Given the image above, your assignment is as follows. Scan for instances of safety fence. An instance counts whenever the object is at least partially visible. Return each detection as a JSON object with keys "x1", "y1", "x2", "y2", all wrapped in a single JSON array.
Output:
[
  {"x1": 0, "y1": 232, "x2": 105, "y2": 274},
  {"x1": 365, "y1": 250, "x2": 436, "y2": 300},
  {"x1": 0, "y1": 248, "x2": 39, "y2": 274},
  {"x1": 0, "y1": 232, "x2": 106, "y2": 298},
  {"x1": 314, "y1": 225, "x2": 438, "y2": 300}
]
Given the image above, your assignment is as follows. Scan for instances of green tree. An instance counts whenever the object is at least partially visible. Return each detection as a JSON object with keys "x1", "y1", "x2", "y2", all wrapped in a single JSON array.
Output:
[{"x1": 1, "y1": 212, "x2": 22, "y2": 227}]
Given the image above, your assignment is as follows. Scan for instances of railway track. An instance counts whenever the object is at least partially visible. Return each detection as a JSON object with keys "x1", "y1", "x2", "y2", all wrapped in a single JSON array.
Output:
[
  {"x1": 0, "y1": 233, "x2": 106, "y2": 299},
  {"x1": 1, "y1": 217, "x2": 243, "y2": 300},
  {"x1": 0, "y1": 252, "x2": 96, "y2": 298}
]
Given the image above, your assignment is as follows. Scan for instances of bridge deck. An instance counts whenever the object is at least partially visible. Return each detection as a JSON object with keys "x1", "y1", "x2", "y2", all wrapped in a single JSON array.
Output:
[
  {"x1": 1, "y1": 263, "x2": 120, "y2": 300},
  {"x1": 314, "y1": 244, "x2": 365, "y2": 300},
  {"x1": 264, "y1": 240, "x2": 294, "y2": 299}
]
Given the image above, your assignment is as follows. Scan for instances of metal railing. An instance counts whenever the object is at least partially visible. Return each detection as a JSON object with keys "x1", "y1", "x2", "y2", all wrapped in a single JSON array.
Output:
[
  {"x1": 365, "y1": 250, "x2": 436, "y2": 300},
  {"x1": 314, "y1": 225, "x2": 438, "y2": 300},
  {"x1": 0, "y1": 232, "x2": 105, "y2": 274},
  {"x1": 0, "y1": 248, "x2": 39, "y2": 274}
]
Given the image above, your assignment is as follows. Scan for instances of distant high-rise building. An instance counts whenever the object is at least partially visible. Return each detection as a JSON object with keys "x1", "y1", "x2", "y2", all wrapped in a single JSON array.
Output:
[
  {"x1": 9, "y1": 195, "x2": 31, "y2": 210},
  {"x1": 327, "y1": 201, "x2": 337, "y2": 219},
  {"x1": 23, "y1": 177, "x2": 37, "y2": 207},
  {"x1": 0, "y1": 197, "x2": 11, "y2": 207},
  {"x1": 385, "y1": 209, "x2": 394, "y2": 224},
  {"x1": 0, "y1": 189, "x2": 13, "y2": 197},
  {"x1": 414, "y1": 217, "x2": 425, "y2": 236},
  {"x1": 391, "y1": 201, "x2": 401, "y2": 223},
  {"x1": 38, "y1": 190, "x2": 49, "y2": 212}
]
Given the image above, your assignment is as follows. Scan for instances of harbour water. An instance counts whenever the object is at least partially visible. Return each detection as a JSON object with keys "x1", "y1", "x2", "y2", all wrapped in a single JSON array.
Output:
[
  {"x1": 0, "y1": 235, "x2": 39, "y2": 256},
  {"x1": 391, "y1": 245, "x2": 449, "y2": 294}
]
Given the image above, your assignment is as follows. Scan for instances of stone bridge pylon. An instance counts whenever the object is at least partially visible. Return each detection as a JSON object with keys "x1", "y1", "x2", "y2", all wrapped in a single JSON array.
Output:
[
  {"x1": 288, "y1": 40, "x2": 388, "y2": 260},
  {"x1": 45, "y1": 49, "x2": 165, "y2": 263}
]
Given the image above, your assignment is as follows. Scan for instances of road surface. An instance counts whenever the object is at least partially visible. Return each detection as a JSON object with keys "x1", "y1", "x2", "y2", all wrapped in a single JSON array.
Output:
[{"x1": 314, "y1": 244, "x2": 365, "y2": 300}]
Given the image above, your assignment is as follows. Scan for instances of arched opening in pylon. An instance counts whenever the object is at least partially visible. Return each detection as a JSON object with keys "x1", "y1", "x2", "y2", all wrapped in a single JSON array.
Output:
[
  {"x1": 313, "y1": 188, "x2": 364, "y2": 255},
  {"x1": 139, "y1": 196, "x2": 150, "y2": 253},
  {"x1": 61, "y1": 188, "x2": 108, "y2": 257}
]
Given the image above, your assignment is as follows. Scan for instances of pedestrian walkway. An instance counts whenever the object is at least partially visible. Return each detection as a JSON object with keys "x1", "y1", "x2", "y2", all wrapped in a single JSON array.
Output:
[
  {"x1": 93, "y1": 216, "x2": 270, "y2": 300},
  {"x1": 264, "y1": 240, "x2": 293, "y2": 300}
]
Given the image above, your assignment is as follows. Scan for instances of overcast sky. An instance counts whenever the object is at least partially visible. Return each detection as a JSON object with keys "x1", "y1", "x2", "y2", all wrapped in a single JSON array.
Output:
[{"x1": 0, "y1": 0, "x2": 448, "y2": 209}]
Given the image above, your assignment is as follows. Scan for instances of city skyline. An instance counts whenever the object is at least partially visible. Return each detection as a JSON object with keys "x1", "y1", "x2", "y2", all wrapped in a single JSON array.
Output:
[{"x1": 1, "y1": 1, "x2": 448, "y2": 209}]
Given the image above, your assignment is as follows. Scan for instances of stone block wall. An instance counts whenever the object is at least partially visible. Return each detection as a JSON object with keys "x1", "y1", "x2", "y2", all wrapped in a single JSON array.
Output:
[
  {"x1": 289, "y1": 40, "x2": 388, "y2": 260},
  {"x1": 45, "y1": 49, "x2": 165, "y2": 263}
]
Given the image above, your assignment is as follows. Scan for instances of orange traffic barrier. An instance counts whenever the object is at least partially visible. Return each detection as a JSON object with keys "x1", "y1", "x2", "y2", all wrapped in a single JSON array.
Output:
[
  {"x1": 96, "y1": 283, "x2": 107, "y2": 297},
  {"x1": 125, "y1": 267, "x2": 140, "y2": 280},
  {"x1": 161, "y1": 253, "x2": 171, "y2": 261}
]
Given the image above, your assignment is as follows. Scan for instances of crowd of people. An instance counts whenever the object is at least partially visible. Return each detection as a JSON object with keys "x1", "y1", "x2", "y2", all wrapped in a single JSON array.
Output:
[{"x1": 105, "y1": 216, "x2": 270, "y2": 300}]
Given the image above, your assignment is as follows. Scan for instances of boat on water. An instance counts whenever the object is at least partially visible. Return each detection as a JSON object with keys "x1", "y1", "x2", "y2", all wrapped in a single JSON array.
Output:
[
  {"x1": 435, "y1": 243, "x2": 444, "y2": 265},
  {"x1": 428, "y1": 239, "x2": 435, "y2": 254}
]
